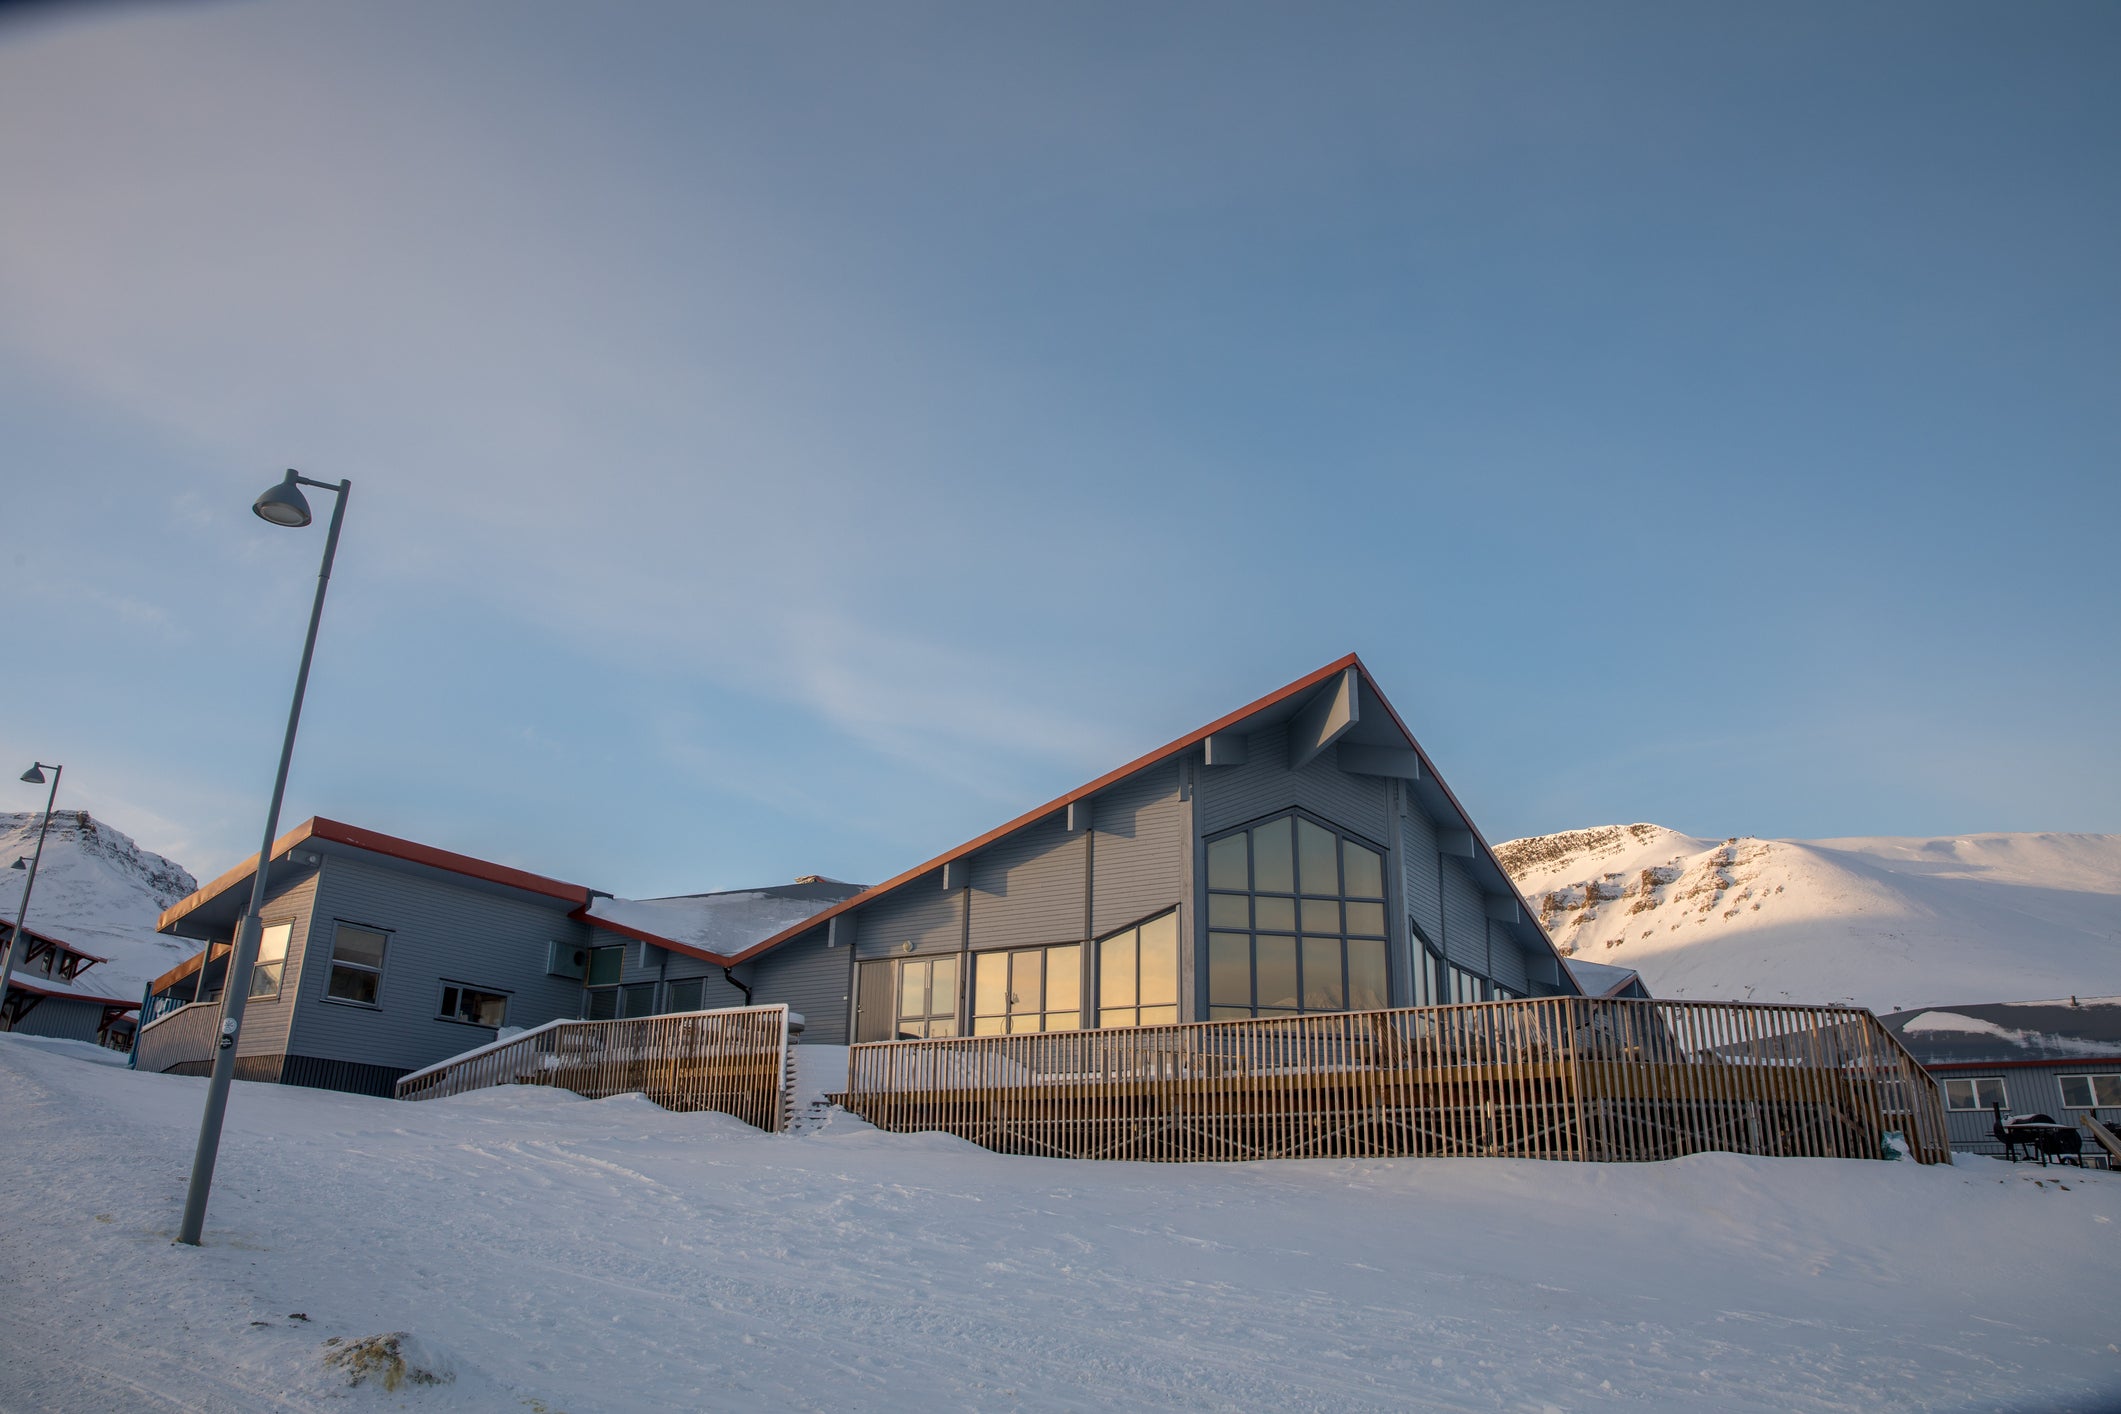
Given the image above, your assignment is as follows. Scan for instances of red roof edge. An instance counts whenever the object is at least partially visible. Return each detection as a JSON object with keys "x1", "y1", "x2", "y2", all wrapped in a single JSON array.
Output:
[
  {"x1": 157, "y1": 817, "x2": 591, "y2": 934},
  {"x1": 719, "y1": 654, "x2": 1365, "y2": 967}
]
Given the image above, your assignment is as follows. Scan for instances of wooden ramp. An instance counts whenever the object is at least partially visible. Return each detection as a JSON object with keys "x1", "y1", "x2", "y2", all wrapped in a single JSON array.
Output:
[
  {"x1": 830, "y1": 997, "x2": 1951, "y2": 1165},
  {"x1": 396, "y1": 1004, "x2": 796, "y2": 1133}
]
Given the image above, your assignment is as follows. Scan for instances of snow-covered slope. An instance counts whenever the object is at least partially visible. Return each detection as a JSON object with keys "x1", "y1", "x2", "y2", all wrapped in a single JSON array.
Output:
[
  {"x1": 0, "y1": 811, "x2": 198, "y2": 993},
  {"x1": 1496, "y1": 825, "x2": 2121, "y2": 1013}
]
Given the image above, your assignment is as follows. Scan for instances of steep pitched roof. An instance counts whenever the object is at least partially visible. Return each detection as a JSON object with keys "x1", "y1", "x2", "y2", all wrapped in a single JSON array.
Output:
[{"x1": 709, "y1": 653, "x2": 1576, "y2": 988}]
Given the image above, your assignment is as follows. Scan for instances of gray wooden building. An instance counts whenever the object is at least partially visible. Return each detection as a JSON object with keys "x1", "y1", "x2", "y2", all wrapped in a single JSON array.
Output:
[
  {"x1": 146, "y1": 655, "x2": 1581, "y2": 1093},
  {"x1": 1880, "y1": 997, "x2": 2121, "y2": 1157},
  {"x1": 0, "y1": 921, "x2": 137, "y2": 1048},
  {"x1": 710, "y1": 654, "x2": 1582, "y2": 1043}
]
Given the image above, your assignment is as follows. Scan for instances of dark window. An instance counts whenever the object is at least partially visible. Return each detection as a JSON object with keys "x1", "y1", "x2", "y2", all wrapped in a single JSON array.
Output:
[
  {"x1": 1206, "y1": 814, "x2": 1389, "y2": 1020},
  {"x1": 2059, "y1": 1074, "x2": 2121, "y2": 1109},
  {"x1": 665, "y1": 977, "x2": 705, "y2": 1013},
  {"x1": 325, "y1": 925, "x2": 388, "y2": 1006},
  {"x1": 1943, "y1": 1077, "x2": 2007, "y2": 1111},
  {"x1": 973, "y1": 943, "x2": 1081, "y2": 1034},
  {"x1": 437, "y1": 983, "x2": 508, "y2": 1028},
  {"x1": 585, "y1": 946, "x2": 624, "y2": 988}
]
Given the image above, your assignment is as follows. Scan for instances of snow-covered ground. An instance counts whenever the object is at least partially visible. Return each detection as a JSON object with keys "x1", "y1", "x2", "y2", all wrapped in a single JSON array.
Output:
[
  {"x1": 3, "y1": 1036, "x2": 2118, "y2": 1412},
  {"x1": 1498, "y1": 825, "x2": 2121, "y2": 1012}
]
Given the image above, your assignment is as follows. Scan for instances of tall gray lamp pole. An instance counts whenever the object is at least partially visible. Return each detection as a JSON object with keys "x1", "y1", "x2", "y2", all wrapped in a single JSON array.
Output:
[
  {"x1": 0, "y1": 761, "x2": 64, "y2": 1024},
  {"x1": 177, "y1": 470, "x2": 351, "y2": 1248}
]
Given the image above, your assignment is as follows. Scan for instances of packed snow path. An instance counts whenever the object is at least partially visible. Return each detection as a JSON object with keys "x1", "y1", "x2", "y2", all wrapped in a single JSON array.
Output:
[{"x1": 2, "y1": 1037, "x2": 2117, "y2": 1412}]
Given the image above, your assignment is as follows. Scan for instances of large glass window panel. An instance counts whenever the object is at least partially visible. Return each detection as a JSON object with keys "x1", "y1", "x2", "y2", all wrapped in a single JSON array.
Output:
[
  {"x1": 1208, "y1": 893, "x2": 1250, "y2": 929},
  {"x1": 1255, "y1": 935, "x2": 1299, "y2": 1010},
  {"x1": 1100, "y1": 932, "x2": 1137, "y2": 1008},
  {"x1": 1252, "y1": 817, "x2": 1294, "y2": 893},
  {"x1": 249, "y1": 921, "x2": 292, "y2": 999},
  {"x1": 1140, "y1": 1006, "x2": 1178, "y2": 1026},
  {"x1": 586, "y1": 945, "x2": 623, "y2": 988},
  {"x1": 900, "y1": 964, "x2": 926, "y2": 1018},
  {"x1": 1138, "y1": 917, "x2": 1179, "y2": 1008},
  {"x1": 1047, "y1": 946, "x2": 1081, "y2": 1013},
  {"x1": 1208, "y1": 932, "x2": 1251, "y2": 1008},
  {"x1": 1343, "y1": 842, "x2": 1385, "y2": 899},
  {"x1": 665, "y1": 978, "x2": 704, "y2": 1013},
  {"x1": 327, "y1": 925, "x2": 387, "y2": 1005},
  {"x1": 1296, "y1": 818, "x2": 1337, "y2": 895},
  {"x1": 1345, "y1": 901, "x2": 1386, "y2": 937},
  {"x1": 333, "y1": 926, "x2": 387, "y2": 971},
  {"x1": 1348, "y1": 938, "x2": 1389, "y2": 1010},
  {"x1": 1010, "y1": 950, "x2": 1044, "y2": 1015},
  {"x1": 1207, "y1": 834, "x2": 1249, "y2": 891},
  {"x1": 1253, "y1": 895, "x2": 1296, "y2": 933},
  {"x1": 1300, "y1": 898, "x2": 1340, "y2": 933},
  {"x1": 929, "y1": 956, "x2": 958, "y2": 1012},
  {"x1": 974, "y1": 952, "x2": 1008, "y2": 1019},
  {"x1": 1301, "y1": 936, "x2": 1343, "y2": 1010}
]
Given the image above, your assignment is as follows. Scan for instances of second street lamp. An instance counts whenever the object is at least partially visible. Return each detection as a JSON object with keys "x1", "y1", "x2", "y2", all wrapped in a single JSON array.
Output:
[
  {"x1": 0, "y1": 761, "x2": 64, "y2": 1025},
  {"x1": 177, "y1": 470, "x2": 352, "y2": 1248}
]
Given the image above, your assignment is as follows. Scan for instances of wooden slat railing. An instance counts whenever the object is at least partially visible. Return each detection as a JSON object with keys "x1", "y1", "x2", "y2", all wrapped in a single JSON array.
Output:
[
  {"x1": 830, "y1": 997, "x2": 1951, "y2": 1165},
  {"x1": 395, "y1": 1004, "x2": 796, "y2": 1133},
  {"x1": 133, "y1": 999, "x2": 222, "y2": 1075}
]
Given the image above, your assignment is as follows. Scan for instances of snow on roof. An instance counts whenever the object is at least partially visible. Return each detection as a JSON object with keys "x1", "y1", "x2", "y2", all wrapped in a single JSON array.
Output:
[
  {"x1": 583, "y1": 884, "x2": 863, "y2": 958},
  {"x1": 1885, "y1": 997, "x2": 2121, "y2": 1064}
]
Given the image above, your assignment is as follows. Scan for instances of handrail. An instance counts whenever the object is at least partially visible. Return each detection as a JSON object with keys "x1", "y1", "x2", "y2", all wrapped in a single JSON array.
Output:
[
  {"x1": 395, "y1": 1003, "x2": 795, "y2": 1133},
  {"x1": 831, "y1": 995, "x2": 1950, "y2": 1165}
]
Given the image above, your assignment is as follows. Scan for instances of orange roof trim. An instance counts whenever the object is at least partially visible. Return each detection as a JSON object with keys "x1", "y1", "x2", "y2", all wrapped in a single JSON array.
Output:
[{"x1": 156, "y1": 817, "x2": 591, "y2": 934}]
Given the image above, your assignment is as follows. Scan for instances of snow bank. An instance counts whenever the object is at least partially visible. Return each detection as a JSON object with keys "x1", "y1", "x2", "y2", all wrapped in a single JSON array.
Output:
[{"x1": 4, "y1": 1032, "x2": 2120, "y2": 1411}]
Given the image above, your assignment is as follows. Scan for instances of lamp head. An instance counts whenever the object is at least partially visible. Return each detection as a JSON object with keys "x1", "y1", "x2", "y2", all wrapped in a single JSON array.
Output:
[
  {"x1": 8, "y1": 858, "x2": 23, "y2": 870},
  {"x1": 20, "y1": 766, "x2": 44, "y2": 785},
  {"x1": 253, "y1": 470, "x2": 313, "y2": 528}
]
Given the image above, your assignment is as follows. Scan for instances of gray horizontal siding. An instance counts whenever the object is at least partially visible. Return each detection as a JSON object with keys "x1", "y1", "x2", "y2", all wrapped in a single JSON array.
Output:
[
  {"x1": 1197, "y1": 722, "x2": 1391, "y2": 844},
  {"x1": 852, "y1": 881, "x2": 962, "y2": 960},
  {"x1": 743, "y1": 928, "x2": 849, "y2": 1045},
  {"x1": 287, "y1": 854, "x2": 593, "y2": 1073},
  {"x1": 233, "y1": 867, "x2": 322, "y2": 1060},
  {"x1": 968, "y1": 814, "x2": 1086, "y2": 950},
  {"x1": 1400, "y1": 807, "x2": 1443, "y2": 948},
  {"x1": 1439, "y1": 857, "x2": 1489, "y2": 974},
  {"x1": 1488, "y1": 919, "x2": 1529, "y2": 992},
  {"x1": 1091, "y1": 761, "x2": 1184, "y2": 936}
]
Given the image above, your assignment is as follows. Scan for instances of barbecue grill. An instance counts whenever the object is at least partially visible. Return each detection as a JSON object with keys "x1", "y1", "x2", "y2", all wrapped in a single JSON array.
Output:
[{"x1": 1991, "y1": 1108, "x2": 2084, "y2": 1166}]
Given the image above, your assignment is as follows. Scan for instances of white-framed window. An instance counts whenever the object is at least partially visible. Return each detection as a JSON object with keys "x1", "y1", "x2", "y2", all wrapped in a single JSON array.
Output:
[
  {"x1": 2059, "y1": 1074, "x2": 2121, "y2": 1109},
  {"x1": 325, "y1": 924, "x2": 388, "y2": 1006},
  {"x1": 1942, "y1": 1076, "x2": 2008, "y2": 1112},
  {"x1": 437, "y1": 982, "x2": 508, "y2": 1028},
  {"x1": 248, "y1": 921, "x2": 294, "y2": 1000}
]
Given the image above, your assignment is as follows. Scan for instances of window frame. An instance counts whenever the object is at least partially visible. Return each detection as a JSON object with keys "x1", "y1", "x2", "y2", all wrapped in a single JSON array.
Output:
[
  {"x1": 2059, "y1": 1073, "x2": 2121, "y2": 1110},
  {"x1": 1095, "y1": 911, "x2": 1181, "y2": 1030},
  {"x1": 321, "y1": 921, "x2": 390, "y2": 1009},
  {"x1": 1204, "y1": 811, "x2": 1392, "y2": 1022},
  {"x1": 1942, "y1": 1076, "x2": 2008, "y2": 1112},
  {"x1": 892, "y1": 954, "x2": 961, "y2": 1039},
  {"x1": 247, "y1": 920, "x2": 295, "y2": 1001},
  {"x1": 973, "y1": 941, "x2": 1084, "y2": 1035},
  {"x1": 436, "y1": 980, "x2": 511, "y2": 1029}
]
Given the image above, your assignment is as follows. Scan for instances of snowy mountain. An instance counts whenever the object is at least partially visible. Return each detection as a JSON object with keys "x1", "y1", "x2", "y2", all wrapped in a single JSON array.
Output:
[
  {"x1": 0, "y1": 811, "x2": 199, "y2": 995},
  {"x1": 1496, "y1": 824, "x2": 2121, "y2": 1013}
]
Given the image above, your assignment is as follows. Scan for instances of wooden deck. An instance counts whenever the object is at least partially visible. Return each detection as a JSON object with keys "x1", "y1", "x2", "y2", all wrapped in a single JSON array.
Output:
[
  {"x1": 395, "y1": 1004, "x2": 796, "y2": 1132},
  {"x1": 829, "y1": 997, "x2": 1952, "y2": 1165}
]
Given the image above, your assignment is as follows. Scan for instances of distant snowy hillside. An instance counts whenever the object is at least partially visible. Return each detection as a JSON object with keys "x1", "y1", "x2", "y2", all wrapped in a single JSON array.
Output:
[
  {"x1": 0, "y1": 811, "x2": 198, "y2": 994},
  {"x1": 1496, "y1": 824, "x2": 2121, "y2": 1013}
]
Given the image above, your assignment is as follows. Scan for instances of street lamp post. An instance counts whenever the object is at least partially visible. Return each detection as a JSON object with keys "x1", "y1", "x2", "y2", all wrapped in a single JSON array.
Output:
[
  {"x1": 177, "y1": 470, "x2": 351, "y2": 1248},
  {"x1": 0, "y1": 761, "x2": 64, "y2": 1025}
]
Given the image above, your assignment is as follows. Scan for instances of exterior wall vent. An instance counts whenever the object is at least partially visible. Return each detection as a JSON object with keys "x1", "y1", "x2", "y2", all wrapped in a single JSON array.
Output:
[{"x1": 546, "y1": 940, "x2": 588, "y2": 980}]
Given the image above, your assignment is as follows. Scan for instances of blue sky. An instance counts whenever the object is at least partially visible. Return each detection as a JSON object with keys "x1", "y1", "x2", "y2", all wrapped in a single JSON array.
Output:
[{"x1": 1, "y1": 1, "x2": 2115, "y2": 893}]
